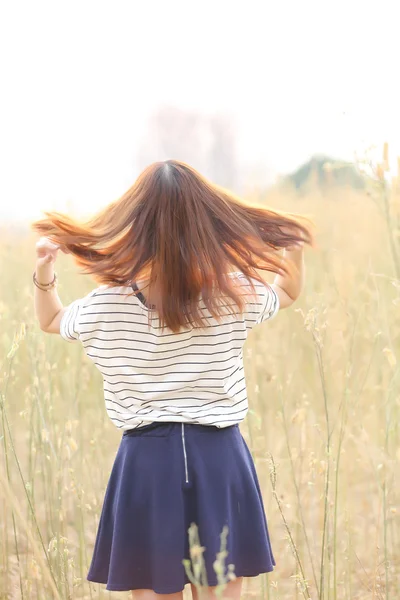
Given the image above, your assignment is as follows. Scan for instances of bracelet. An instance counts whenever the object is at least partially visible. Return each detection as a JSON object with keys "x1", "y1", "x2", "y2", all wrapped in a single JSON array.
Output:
[{"x1": 33, "y1": 271, "x2": 58, "y2": 291}]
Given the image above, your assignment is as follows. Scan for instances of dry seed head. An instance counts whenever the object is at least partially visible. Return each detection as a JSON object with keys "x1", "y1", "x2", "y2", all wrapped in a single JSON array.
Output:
[
  {"x1": 383, "y1": 347, "x2": 397, "y2": 369},
  {"x1": 227, "y1": 564, "x2": 236, "y2": 579},
  {"x1": 68, "y1": 437, "x2": 78, "y2": 452},
  {"x1": 382, "y1": 142, "x2": 389, "y2": 171},
  {"x1": 29, "y1": 557, "x2": 41, "y2": 581},
  {"x1": 190, "y1": 544, "x2": 206, "y2": 559}
]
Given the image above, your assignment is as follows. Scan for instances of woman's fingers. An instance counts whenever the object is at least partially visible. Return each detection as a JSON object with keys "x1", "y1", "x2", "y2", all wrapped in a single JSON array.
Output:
[
  {"x1": 35, "y1": 236, "x2": 72, "y2": 256},
  {"x1": 36, "y1": 255, "x2": 53, "y2": 268},
  {"x1": 289, "y1": 240, "x2": 305, "y2": 249},
  {"x1": 285, "y1": 242, "x2": 305, "y2": 253},
  {"x1": 36, "y1": 237, "x2": 60, "y2": 252},
  {"x1": 280, "y1": 225, "x2": 306, "y2": 251},
  {"x1": 35, "y1": 237, "x2": 61, "y2": 263}
]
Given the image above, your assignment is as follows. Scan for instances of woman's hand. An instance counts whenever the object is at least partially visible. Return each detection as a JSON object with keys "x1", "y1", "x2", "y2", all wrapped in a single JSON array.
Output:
[
  {"x1": 35, "y1": 237, "x2": 65, "y2": 268},
  {"x1": 35, "y1": 237, "x2": 69, "y2": 286},
  {"x1": 284, "y1": 240, "x2": 305, "y2": 252},
  {"x1": 280, "y1": 225, "x2": 306, "y2": 252}
]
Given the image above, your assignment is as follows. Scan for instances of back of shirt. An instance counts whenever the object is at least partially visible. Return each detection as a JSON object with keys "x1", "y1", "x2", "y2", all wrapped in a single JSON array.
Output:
[{"x1": 60, "y1": 271, "x2": 279, "y2": 431}]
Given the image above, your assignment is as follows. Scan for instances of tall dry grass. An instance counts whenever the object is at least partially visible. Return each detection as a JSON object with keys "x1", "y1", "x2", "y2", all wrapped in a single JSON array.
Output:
[{"x1": 1, "y1": 155, "x2": 399, "y2": 599}]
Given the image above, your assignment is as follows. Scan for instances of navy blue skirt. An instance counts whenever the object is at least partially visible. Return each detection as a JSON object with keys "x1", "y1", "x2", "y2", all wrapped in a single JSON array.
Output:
[{"x1": 86, "y1": 422, "x2": 276, "y2": 593}]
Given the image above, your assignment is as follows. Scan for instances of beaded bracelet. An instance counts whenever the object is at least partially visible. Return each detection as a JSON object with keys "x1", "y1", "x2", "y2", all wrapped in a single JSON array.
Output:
[{"x1": 33, "y1": 271, "x2": 58, "y2": 291}]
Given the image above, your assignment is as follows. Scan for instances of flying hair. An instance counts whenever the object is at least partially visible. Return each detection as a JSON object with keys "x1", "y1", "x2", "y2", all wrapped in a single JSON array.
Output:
[{"x1": 32, "y1": 159, "x2": 315, "y2": 332}]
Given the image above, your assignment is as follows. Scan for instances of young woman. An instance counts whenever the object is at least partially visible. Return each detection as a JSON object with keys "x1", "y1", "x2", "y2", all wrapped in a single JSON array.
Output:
[{"x1": 32, "y1": 160, "x2": 313, "y2": 600}]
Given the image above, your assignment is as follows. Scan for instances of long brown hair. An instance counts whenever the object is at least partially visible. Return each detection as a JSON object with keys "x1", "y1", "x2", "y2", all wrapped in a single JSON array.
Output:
[{"x1": 32, "y1": 160, "x2": 314, "y2": 332}]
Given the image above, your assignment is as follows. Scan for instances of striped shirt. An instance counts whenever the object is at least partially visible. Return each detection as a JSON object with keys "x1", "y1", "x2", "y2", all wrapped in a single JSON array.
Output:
[{"x1": 60, "y1": 272, "x2": 280, "y2": 430}]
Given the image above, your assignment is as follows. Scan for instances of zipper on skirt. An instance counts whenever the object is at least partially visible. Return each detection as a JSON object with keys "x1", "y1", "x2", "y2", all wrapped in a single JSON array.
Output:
[{"x1": 181, "y1": 423, "x2": 189, "y2": 484}]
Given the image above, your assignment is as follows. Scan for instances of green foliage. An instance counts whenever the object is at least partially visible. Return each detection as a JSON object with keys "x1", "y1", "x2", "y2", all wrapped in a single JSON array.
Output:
[{"x1": 284, "y1": 154, "x2": 366, "y2": 191}]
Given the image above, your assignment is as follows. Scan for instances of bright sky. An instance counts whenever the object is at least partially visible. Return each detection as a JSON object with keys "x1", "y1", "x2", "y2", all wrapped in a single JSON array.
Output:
[{"x1": 0, "y1": 0, "x2": 399, "y2": 222}]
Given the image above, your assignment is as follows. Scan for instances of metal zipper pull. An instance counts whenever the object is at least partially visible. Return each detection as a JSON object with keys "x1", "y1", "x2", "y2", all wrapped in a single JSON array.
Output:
[{"x1": 181, "y1": 423, "x2": 189, "y2": 484}]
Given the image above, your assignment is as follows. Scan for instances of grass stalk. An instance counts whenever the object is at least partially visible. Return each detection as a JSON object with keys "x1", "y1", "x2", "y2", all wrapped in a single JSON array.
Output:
[
  {"x1": 0, "y1": 360, "x2": 25, "y2": 600},
  {"x1": 0, "y1": 371, "x2": 57, "y2": 587},
  {"x1": 268, "y1": 453, "x2": 311, "y2": 600},
  {"x1": 310, "y1": 322, "x2": 331, "y2": 600},
  {"x1": 0, "y1": 467, "x2": 62, "y2": 599},
  {"x1": 279, "y1": 388, "x2": 319, "y2": 594}
]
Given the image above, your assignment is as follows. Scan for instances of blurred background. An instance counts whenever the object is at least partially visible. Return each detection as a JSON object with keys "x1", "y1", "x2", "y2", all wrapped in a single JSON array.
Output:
[
  {"x1": 1, "y1": 1, "x2": 400, "y2": 599},
  {"x1": 1, "y1": 0, "x2": 399, "y2": 223}
]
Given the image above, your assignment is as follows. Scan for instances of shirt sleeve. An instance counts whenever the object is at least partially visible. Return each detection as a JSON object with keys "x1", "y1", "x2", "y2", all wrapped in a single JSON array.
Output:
[
  {"x1": 254, "y1": 282, "x2": 280, "y2": 325},
  {"x1": 60, "y1": 298, "x2": 84, "y2": 342}
]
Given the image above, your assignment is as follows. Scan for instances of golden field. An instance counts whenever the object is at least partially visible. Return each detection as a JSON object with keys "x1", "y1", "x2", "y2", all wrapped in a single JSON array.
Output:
[{"x1": 1, "y1": 174, "x2": 400, "y2": 599}]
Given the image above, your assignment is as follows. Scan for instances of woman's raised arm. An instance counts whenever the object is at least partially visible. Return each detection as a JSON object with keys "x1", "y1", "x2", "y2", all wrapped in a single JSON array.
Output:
[
  {"x1": 33, "y1": 237, "x2": 65, "y2": 333},
  {"x1": 271, "y1": 245, "x2": 305, "y2": 309}
]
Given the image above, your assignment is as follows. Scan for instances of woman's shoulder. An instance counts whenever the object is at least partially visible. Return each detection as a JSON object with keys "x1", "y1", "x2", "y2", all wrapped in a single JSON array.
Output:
[
  {"x1": 228, "y1": 271, "x2": 268, "y2": 294},
  {"x1": 78, "y1": 284, "x2": 134, "y2": 307}
]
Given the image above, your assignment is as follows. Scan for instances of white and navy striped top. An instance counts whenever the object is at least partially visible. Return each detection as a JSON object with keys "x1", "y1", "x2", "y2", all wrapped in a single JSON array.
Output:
[{"x1": 60, "y1": 272, "x2": 279, "y2": 431}]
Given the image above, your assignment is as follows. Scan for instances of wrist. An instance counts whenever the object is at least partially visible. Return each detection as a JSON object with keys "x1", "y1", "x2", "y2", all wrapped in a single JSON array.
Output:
[
  {"x1": 33, "y1": 268, "x2": 58, "y2": 293},
  {"x1": 35, "y1": 264, "x2": 55, "y2": 286},
  {"x1": 36, "y1": 262, "x2": 54, "y2": 275},
  {"x1": 283, "y1": 247, "x2": 304, "y2": 266}
]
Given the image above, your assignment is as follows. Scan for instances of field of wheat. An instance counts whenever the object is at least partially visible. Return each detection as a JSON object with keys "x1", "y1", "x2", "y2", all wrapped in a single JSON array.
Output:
[{"x1": 1, "y1": 168, "x2": 399, "y2": 599}]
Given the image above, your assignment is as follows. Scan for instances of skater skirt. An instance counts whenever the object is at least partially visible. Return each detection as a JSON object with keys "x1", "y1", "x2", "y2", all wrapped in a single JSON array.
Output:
[{"x1": 86, "y1": 422, "x2": 276, "y2": 593}]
